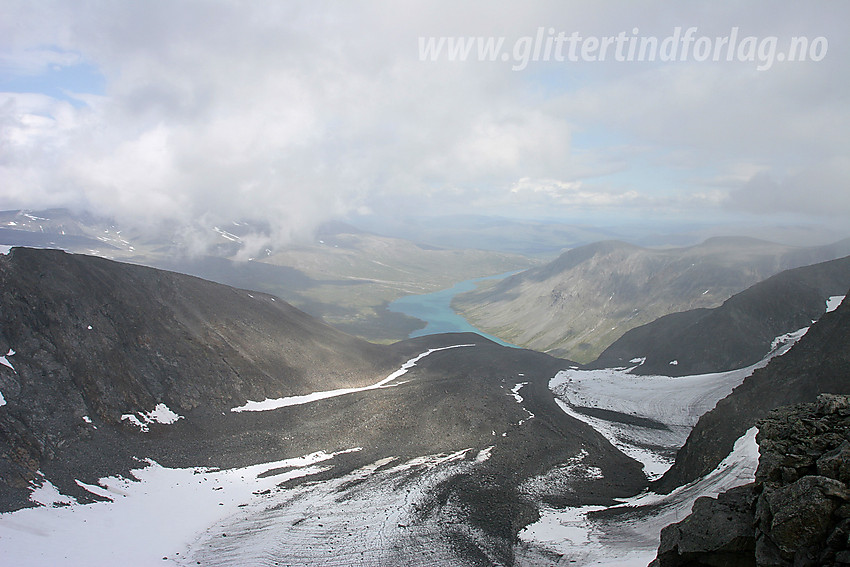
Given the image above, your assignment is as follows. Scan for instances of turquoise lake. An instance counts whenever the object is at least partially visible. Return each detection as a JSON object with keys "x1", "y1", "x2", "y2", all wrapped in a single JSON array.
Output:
[{"x1": 387, "y1": 271, "x2": 521, "y2": 348}]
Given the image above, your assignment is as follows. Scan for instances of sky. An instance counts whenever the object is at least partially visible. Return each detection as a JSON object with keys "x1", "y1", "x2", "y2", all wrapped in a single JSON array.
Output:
[{"x1": 1, "y1": 1, "x2": 848, "y2": 250}]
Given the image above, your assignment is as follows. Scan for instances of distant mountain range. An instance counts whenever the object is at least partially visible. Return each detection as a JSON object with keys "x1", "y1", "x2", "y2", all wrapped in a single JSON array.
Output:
[{"x1": 454, "y1": 237, "x2": 850, "y2": 363}]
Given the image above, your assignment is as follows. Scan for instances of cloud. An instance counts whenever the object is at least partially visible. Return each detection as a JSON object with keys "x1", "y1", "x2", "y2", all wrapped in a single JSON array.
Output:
[
  {"x1": 0, "y1": 0, "x2": 848, "y2": 252},
  {"x1": 724, "y1": 157, "x2": 850, "y2": 216},
  {"x1": 508, "y1": 178, "x2": 639, "y2": 208}
]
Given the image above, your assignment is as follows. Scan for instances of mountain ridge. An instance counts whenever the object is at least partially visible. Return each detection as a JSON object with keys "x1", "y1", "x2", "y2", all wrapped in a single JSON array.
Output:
[
  {"x1": 454, "y1": 237, "x2": 850, "y2": 363},
  {"x1": 591, "y1": 255, "x2": 850, "y2": 375}
]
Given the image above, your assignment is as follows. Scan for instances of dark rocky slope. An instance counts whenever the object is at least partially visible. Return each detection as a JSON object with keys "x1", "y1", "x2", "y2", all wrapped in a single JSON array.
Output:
[
  {"x1": 0, "y1": 246, "x2": 398, "y2": 510},
  {"x1": 652, "y1": 394, "x2": 850, "y2": 567},
  {"x1": 654, "y1": 284, "x2": 850, "y2": 494},
  {"x1": 0, "y1": 248, "x2": 647, "y2": 563},
  {"x1": 454, "y1": 237, "x2": 850, "y2": 363},
  {"x1": 591, "y1": 255, "x2": 850, "y2": 376}
]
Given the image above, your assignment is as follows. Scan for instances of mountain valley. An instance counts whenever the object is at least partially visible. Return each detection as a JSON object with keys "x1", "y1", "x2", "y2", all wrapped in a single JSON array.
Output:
[{"x1": 0, "y1": 238, "x2": 847, "y2": 566}]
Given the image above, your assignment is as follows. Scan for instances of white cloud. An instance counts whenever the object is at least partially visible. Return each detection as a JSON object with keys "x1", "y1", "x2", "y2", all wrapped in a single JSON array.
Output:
[
  {"x1": 509, "y1": 178, "x2": 640, "y2": 208},
  {"x1": 0, "y1": 0, "x2": 847, "y2": 249},
  {"x1": 725, "y1": 157, "x2": 850, "y2": 216}
]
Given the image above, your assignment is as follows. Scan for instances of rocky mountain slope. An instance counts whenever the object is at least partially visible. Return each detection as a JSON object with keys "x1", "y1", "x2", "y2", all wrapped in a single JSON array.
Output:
[
  {"x1": 591, "y1": 255, "x2": 850, "y2": 375},
  {"x1": 652, "y1": 394, "x2": 850, "y2": 567},
  {"x1": 0, "y1": 247, "x2": 399, "y2": 509},
  {"x1": 0, "y1": 248, "x2": 646, "y2": 565},
  {"x1": 654, "y1": 282, "x2": 850, "y2": 494},
  {"x1": 454, "y1": 237, "x2": 850, "y2": 363}
]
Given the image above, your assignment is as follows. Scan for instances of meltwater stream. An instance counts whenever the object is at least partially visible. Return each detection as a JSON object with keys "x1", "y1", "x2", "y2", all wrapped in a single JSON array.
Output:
[{"x1": 387, "y1": 271, "x2": 521, "y2": 348}]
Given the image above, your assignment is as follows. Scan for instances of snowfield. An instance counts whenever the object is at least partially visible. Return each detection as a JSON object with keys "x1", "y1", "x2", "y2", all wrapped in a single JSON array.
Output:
[
  {"x1": 0, "y1": 449, "x2": 359, "y2": 567},
  {"x1": 827, "y1": 295, "x2": 846, "y2": 313},
  {"x1": 517, "y1": 428, "x2": 759, "y2": 566},
  {"x1": 548, "y1": 326, "x2": 807, "y2": 480},
  {"x1": 0, "y1": 447, "x2": 500, "y2": 567},
  {"x1": 0, "y1": 349, "x2": 16, "y2": 371}
]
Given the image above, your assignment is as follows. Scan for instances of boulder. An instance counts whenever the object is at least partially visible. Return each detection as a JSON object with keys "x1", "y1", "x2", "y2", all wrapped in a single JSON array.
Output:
[{"x1": 654, "y1": 484, "x2": 757, "y2": 567}]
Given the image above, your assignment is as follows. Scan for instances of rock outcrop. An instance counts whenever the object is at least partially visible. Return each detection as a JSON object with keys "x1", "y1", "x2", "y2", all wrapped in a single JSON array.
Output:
[{"x1": 651, "y1": 394, "x2": 850, "y2": 567}]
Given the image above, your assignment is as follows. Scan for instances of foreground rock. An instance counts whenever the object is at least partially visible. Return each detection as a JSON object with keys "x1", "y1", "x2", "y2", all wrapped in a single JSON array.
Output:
[{"x1": 651, "y1": 394, "x2": 850, "y2": 567}]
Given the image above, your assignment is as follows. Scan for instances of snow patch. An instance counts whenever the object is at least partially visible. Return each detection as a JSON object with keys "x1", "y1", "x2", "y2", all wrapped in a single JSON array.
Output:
[
  {"x1": 232, "y1": 344, "x2": 475, "y2": 412},
  {"x1": 0, "y1": 349, "x2": 15, "y2": 371},
  {"x1": 29, "y1": 474, "x2": 77, "y2": 507},
  {"x1": 144, "y1": 403, "x2": 183, "y2": 425},
  {"x1": 510, "y1": 382, "x2": 535, "y2": 425},
  {"x1": 0, "y1": 391, "x2": 5, "y2": 407},
  {"x1": 770, "y1": 326, "x2": 809, "y2": 352},
  {"x1": 827, "y1": 295, "x2": 845, "y2": 313},
  {"x1": 122, "y1": 404, "x2": 184, "y2": 432},
  {"x1": 475, "y1": 446, "x2": 494, "y2": 463},
  {"x1": 213, "y1": 226, "x2": 241, "y2": 242},
  {"x1": 510, "y1": 382, "x2": 528, "y2": 404},
  {"x1": 668, "y1": 360, "x2": 678, "y2": 366},
  {"x1": 120, "y1": 414, "x2": 147, "y2": 431}
]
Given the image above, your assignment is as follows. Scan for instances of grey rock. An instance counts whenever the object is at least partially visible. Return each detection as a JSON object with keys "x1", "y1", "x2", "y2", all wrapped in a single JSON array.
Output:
[
  {"x1": 817, "y1": 394, "x2": 850, "y2": 415},
  {"x1": 761, "y1": 476, "x2": 844, "y2": 554},
  {"x1": 818, "y1": 440, "x2": 850, "y2": 483},
  {"x1": 654, "y1": 484, "x2": 756, "y2": 567}
]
